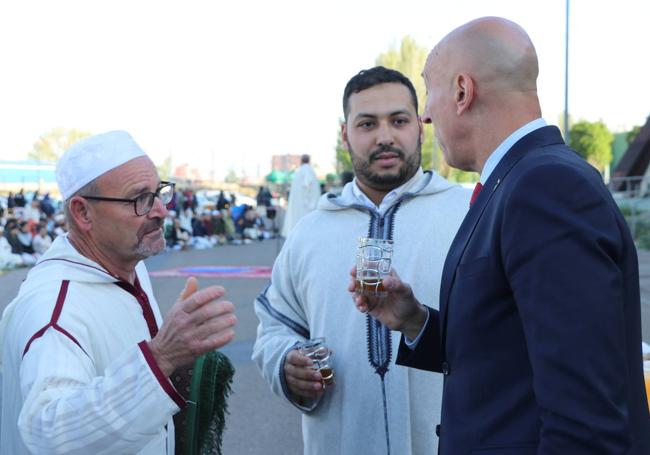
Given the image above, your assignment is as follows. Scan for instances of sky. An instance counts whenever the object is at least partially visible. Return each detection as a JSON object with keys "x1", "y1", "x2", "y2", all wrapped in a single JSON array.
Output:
[{"x1": 0, "y1": 0, "x2": 649, "y2": 181}]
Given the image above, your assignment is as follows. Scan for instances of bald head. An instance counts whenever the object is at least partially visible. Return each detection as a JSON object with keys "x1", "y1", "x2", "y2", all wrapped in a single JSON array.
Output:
[
  {"x1": 427, "y1": 17, "x2": 538, "y2": 96},
  {"x1": 421, "y1": 17, "x2": 542, "y2": 173}
]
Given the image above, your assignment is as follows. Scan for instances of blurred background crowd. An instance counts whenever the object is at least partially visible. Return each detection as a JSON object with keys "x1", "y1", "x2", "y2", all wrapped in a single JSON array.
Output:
[{"x1": 0, "y1": 185, "x2": 292, "y2": 271}]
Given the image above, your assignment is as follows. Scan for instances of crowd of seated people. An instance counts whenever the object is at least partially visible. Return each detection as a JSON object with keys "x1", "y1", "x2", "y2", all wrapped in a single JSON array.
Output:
[
  {"x1": 164, "y1": 204, "x2": 274, "y2": 251},
  {"x1": 0, "y1": 187, "x2": 278, "y2": 270},
  {"x1": 1, "y1": 190, "x2": 66, "y2": 270}
]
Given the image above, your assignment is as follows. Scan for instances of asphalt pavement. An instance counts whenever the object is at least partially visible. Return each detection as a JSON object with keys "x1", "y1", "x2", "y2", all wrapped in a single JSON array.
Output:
[
  {"x1": 0, "y1": 238, "x2": 303, "y2": 455},
  {"x1": 0, "y1": 240, "x2": 649, "y2": 454}
]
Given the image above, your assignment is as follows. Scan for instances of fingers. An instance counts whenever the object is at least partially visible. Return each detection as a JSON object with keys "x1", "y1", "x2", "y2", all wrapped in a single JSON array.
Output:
[
  {"x1": 348, "y1": 265, "x2": 358, "y2": 293},
  {"x1": 353, "y1": 293, "x2": 371, "y2": 313},
  {"x1": 285, "y1": 350, "x2": 324, "y2": 397},
  {"x1": 287, "y1": 376, "x2": 323, "y2": 398},
  {"x1": 176, "y1": 310, "x2": 237, "y2": 357},
  {"x1": 286, "y1": 349, "x2": 314, "y2": 367},
  {"x1": 382, "y1": 272, "x2": 412, "y2": 296},
  {"x1": 182, "y1": 285, "x2": 226, "y2": 313},
  {"x1": 179, "y1": 276, "x2": 199, "y2": 300},
  {"x1": 190, "y1": 298, "x2": 235, "y2": 324},
  {"x1": 193, "y1": 305, "x2": 238, "y2": 340},
  {"x1": 201, "y1": 326, "x2": 236, "y2": 352}
]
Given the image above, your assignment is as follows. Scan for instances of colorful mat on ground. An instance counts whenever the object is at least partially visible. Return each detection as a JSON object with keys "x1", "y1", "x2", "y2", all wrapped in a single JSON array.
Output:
[{"x1": 150, "y1": 266, "x2": 272, "y2": 279}]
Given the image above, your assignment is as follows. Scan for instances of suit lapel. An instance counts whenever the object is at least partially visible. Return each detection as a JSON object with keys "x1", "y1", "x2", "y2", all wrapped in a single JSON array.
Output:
[{"x1": 438, "y1": 126, "x2": 566, "y2": 345}]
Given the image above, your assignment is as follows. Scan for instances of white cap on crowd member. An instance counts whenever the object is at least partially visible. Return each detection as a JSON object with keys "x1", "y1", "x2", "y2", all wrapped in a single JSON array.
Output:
[{"x1": 55, "y1": 130, "x2": 146, "y2": 200}]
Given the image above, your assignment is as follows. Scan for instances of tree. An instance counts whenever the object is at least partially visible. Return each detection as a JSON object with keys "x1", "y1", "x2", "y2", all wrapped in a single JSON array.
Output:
[
  {"x1": 28, "y1": 127, "x2": 91, "y2": 162},
  {"x1": 626, "y1": 125, "x2": 641, "y2": 145},
  {"x1": 569, "y1": 120, "x2": 614, "y2": 173},
  {"x1": 375, "y1": 37, "x2": 476, "y2": 182},
  {"x1": 376, "y1": 37, "x2": 433, "y2": 170},
  {"x1": 335, "y1": 120, "x2": 353, "y2": 174},
  {"x1": 156, "y1": 155, "x2": 172, "y2": 180},
  {"x1": 334, "y1": 36, "x2": 480, "y2": 182},
  {"x1": 556, "y1": 113, "x2": 574, "y2": 142},
  {"x1": 224, "y1": 168, "x2": 239, "y2": 184}
]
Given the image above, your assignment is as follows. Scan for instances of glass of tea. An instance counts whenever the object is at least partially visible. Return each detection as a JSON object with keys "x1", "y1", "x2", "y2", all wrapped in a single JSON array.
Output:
[
  {"x1": 299, "y1": 337, "x2": 335, "y2": 387},
  {"x1": 356, "y1": 237, "x2": 393, "y2": 297}
]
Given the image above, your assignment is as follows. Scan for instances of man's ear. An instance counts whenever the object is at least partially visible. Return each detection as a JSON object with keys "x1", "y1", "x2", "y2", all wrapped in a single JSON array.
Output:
[
  {"x1": 341, "y1": 121, "x2": 350, "y2": 152},
  {"x1": 455, "y1": 72, "x2": 475, "y2": 115},
  {"x1": 68, "y1": 196, "x2": 93, "y2": 232},
  {"x1": 418, "y1": 116, "x2": 425, "y2": 144}
]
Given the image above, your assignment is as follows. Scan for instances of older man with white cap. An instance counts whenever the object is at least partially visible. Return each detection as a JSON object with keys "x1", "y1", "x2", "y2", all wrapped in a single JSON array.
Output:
[{"x1": 0, "y1": 131, "x2": 237, "y2": 454}]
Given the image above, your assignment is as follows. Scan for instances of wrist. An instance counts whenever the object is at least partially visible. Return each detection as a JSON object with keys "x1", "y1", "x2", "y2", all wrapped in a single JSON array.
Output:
[
  {"x1": 147, "y1": 340, "x2": 174, "y2": 377},
  {"x1": 402, "y1": 304, "x2": 428, "y2": 340}
]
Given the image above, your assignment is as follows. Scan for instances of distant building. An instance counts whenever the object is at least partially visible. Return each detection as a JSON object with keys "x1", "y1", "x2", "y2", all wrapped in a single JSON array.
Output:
[
  {"x1": 271, "y1": 154, "x2": 301, "y2": 173},
  {"x1": 0, "y1": 160, "x2": 58, "y2": 195}
]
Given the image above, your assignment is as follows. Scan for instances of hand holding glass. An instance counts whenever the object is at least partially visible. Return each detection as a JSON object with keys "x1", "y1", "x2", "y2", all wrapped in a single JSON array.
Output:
[
  {"x1": 355, "y1": 237, "x2": 393, "y2": 297},
  {"x1": 299, "y1": 337, "x2": 335, "y2": 387}
]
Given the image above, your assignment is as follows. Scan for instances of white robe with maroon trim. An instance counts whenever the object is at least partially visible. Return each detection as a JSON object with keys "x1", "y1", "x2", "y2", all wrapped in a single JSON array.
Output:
[{"x1": 0, "y1": 234, "x2": 183, "y2": 454}]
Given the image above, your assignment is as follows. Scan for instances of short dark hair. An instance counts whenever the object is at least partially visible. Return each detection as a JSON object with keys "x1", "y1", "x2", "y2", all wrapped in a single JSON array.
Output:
[{"x1": 342, "y1": 66, "x2": 418, "y2": 120}]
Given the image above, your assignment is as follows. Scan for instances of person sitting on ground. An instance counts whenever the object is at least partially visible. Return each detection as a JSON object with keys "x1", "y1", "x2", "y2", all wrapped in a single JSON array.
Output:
[
  {"x1": 242, "y1": 206, "x2": 265, "y2": 241},
  {"x1": 167, "y1": 217, "x2": 192, "y2": 250},
  {"x1": 39, "y1": 193, "x2": 56, "y2": 217},
  {"x1": 5, "y1": 221, "x2": 37, "y2": 266},
  {"x1": 32, "y1": 225, "x2": 53, "y2": 256},
  {"x1": 210, "y1": 211, "x2": 228, "y2": 245},
  {"x1": 16, "y1": 222, "x2": 35, "y2": 255},
  {"x1": 22, "y1": 199, "x2": 41, "y2": 224},
  {"x1": 0, "y1": 225, "x2": 25, "y2": 269}
]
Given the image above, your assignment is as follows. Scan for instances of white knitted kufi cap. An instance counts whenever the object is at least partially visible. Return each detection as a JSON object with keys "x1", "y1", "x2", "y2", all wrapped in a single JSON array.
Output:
[{"x1": 56, "y1": 130, "x2": 146, "y2": 200}]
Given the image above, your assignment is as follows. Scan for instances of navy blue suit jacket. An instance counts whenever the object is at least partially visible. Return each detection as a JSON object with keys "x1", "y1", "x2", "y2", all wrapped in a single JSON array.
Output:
[{"x1": 397, "y1": 126, "x2": 650, "y2": 454}]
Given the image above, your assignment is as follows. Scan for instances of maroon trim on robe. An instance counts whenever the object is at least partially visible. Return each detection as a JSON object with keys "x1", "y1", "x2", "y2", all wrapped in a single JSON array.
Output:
[
  {"x1": 115, "y1": 277, "x2": 159, "y2": 338},
  {"x1": 23, "y1": 280, "x2": 89, "y2": 358},
  {"x1": 37, "y1": 257, "x2": 114, "y2": 277},
  {"x1": 138, "y1": 341, "x2": 186, "y2": 409}
]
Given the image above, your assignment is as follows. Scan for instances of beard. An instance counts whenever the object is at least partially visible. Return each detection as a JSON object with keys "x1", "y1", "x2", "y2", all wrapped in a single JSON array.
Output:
[
  {"x1": 134, "y1": 218, "x2": 165, "y2": 259},
  {"x1": 350, "y1": 139, "x2": 422, "y2": 191}
]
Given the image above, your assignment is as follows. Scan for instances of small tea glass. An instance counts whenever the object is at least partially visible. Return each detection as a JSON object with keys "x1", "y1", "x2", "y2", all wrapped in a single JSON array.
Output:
[
  {"x1": 355, "y1": 237, "x2": 393, "y2": 297},
  {"x1": 299, "y1": 337, "x2": 335, "y2": 387}
]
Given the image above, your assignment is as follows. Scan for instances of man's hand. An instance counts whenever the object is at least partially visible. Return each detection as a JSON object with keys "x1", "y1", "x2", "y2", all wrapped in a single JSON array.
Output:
[
  {"x1": 283, "y1": 349, "x2": 326, "y2": 400},
  {"x1": 348, "y1": 267, "x2": 428, "y2": 340},
  {"x1": 148, "y1": 277, "x2": 237, "y2": 376}
]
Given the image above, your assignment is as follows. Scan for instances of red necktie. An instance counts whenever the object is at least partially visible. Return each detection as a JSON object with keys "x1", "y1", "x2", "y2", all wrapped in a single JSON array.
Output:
[{"x1": 470, "y1": 182, "x2": 483, "y2": 206}]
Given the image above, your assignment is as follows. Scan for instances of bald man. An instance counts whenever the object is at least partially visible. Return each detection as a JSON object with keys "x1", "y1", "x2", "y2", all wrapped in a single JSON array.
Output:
[{"x1": 352, "y1": 17, "x2": 650, "y2": 454}]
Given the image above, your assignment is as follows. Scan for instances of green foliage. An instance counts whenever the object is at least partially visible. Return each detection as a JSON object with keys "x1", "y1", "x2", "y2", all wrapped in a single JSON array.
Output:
[
  {"x1": 374, "y1": 36, "x2": 475, "y2": 182},
  {"x1": 618, "y1": 204, "x2": 650, "y2": 250},
  {"x1": 224, "y1": 169, "x2": 239, "y2": 184},
  {"x1": 376, "y1": 36, "x2": 433, "y2": 170},
  {"x1": 28, "y1": 127, "x2": 91, "y2": 162},
  {"x1": 626, "y1": 125, "x2": 642, "y2": 145},
  {"x1": 156, "y1": 155, "x2": 172, "y2": 180},
  {"x1": 375, "y1": 37, "x2": 428, "y2": 112},
  {"x1": 569, "y1": 120, "x2": 613, "y2": 173},
  {"x1": 634, "y1": 223, "x2": 650, "y2": 250},
  {"x1": 333, "y1": 35, "x2": 479, "y2": 182},
  {"x1": 335, "y1": 122, "x2": 353, "y2": 173}
]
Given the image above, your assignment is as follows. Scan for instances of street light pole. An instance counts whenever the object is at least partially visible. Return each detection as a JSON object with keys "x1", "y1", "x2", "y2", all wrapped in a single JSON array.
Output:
[{"x1": 563, "y1": 0, "x2": 570, "y2": 144}]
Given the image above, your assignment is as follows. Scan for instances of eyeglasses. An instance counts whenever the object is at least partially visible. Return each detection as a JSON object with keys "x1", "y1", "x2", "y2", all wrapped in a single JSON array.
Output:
[{"x1": 82, "y1": 181, "x2": 175, "y2": 216}]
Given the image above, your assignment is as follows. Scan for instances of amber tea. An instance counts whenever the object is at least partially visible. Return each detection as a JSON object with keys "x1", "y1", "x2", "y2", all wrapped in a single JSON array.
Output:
[
  {"x1": 356, "y1": 237, "x2": 392, "y2": 297},
  {"x1": 355, "y1": 277, "x2": 387, "y2": 296},
  {"x1": 320, "y1": 367, "x2": 335, "y2": 385}
]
